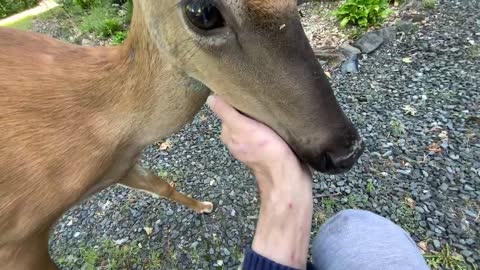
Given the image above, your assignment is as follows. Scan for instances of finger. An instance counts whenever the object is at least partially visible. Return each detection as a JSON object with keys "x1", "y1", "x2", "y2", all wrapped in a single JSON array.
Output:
[{"x1": 206, "y1": 95, "x2": 252, "y2": 130}]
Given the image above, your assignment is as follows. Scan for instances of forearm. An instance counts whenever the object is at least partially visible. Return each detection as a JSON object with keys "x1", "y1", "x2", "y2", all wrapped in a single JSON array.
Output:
[{"x1": 251, "y1": 165, "x2": 313, "y2": 269}]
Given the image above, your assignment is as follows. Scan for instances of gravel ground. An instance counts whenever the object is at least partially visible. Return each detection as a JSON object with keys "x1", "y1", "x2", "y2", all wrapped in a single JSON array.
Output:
[{"x1": 31, "y1": 0, "x2": 480, "y2": 269}]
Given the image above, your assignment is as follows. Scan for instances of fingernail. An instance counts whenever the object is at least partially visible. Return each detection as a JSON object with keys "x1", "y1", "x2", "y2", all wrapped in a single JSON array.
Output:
[{"x1": 206, "y1": 95, "x2": 215, "y2": 107}]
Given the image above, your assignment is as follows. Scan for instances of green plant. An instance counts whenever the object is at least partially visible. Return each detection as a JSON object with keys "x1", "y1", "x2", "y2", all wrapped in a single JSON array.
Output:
[
  {"x1": 79, "y1": 246, "x2": 99, "y2": 270},
  {"x1": 422, "y1": 0, "x2": 437, "y2": 10},
  {"x1": 322, "y1": 197, "x2": 336, "y2": 215},
  {"x1": 467, "y1": 45, "x2": 480, "y2": 59},
  {"x1": 74, "y1": 0, "x2": 100, "y2": 9},
  {"x1": 366, "y1": 179, "x2": 375, "y2": 193},
  {"x1": 390, "y1": 118, "x2": 406, "y2": 137},
  {"x1": 425, "y1": 244, "x2": 469, "y2": 270},
  {"x1": 80, "y1": 6, "x2": 123, "y2": 37},
  {"x1": 395, "y1": 195, "x2": 423, "y2": 234},
  {"x1": 334, "y1": 0, "x2": 392, "y2": 28}
]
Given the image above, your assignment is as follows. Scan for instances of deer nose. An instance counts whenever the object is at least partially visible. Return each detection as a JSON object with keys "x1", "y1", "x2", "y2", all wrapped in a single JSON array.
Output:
[{"x1": 312, "y1": 139, "x2": 365, "y2": 174}]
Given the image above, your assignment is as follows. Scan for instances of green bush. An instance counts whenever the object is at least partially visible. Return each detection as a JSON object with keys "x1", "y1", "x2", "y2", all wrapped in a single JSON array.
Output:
[
  {"x1": 0, "y1": 0, "x2": 39, "y2": 19},
  {"x1": 80, "y1": 6, "x2": 123, "y2": 37},
  {"x1": 73, "y1": 0, "x2": 101, "y2": 10},
  {"x1": 112, "y1": 31, "x2": 127, "y2": 45},
  {"x1": 334, "y1": 0, "x2": 392, "y2": 28}
]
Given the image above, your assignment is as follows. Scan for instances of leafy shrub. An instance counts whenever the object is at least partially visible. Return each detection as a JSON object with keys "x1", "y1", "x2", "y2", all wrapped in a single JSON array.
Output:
[
  {"x1": 422, "y1": 0, "x2": 437, "y2": 10},
  {"x1": 0, "y1": 0, "x2": 39, "y2": 19},
  {"x1": 73, "y1": 0, "x2": 101, "y2": 10},
  {"x1": 80, "y1": 6, "x2": 123, "y2": 37},
  {"x1": 112, "y1": 31, "x2": 128, "y2": 45},
  {"x1": 334, "y1": 0, "x2": 392, "y2": 28}
]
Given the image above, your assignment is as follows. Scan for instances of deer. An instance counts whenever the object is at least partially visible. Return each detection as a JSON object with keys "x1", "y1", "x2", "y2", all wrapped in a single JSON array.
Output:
[{"x1": 0, "y1": 0, "x2": 365, "y2": 269}]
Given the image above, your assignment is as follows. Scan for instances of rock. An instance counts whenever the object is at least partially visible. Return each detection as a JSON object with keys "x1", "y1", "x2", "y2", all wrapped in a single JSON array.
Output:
[
  {"x1": 341, "y1": 55, "x2": 360, "y2": 74},
  {"x1": 465, "y1": 238, "x2": 475, "y2": 245},
  {"x1": 340, "y1": 41, "x2": 361, "y2": 58},
  {"x1": 402, "y1": 13, "x2": 427, "y2": 23},
  {"x1": 439, "y1": 183, "x2": 449, "y2": 191},
  {"x1": 433, "y1": 239, "x2": 441, "y2": 249},
  {"x1": 81, "y1": 39, "x2": 94, "y2": 46},
  {"x1": 314, "y1": 47, "x2": 346, "y2": 68},
  {"x1": 415, "y1": 206, "x2": 425, "y2": 214},
  {"x1": 464, "y1": 184, "x2": 474, "y2": 191},
  {"x1": 381, "y1": 26, "x2": 397, "y2": 43},
  {"x1": 460, "y1": 250, "x2": 473, "y2": 257},
  {"x1": 337, "y1": 181, "x2": 345, "y2": 187},
  {"x1": 396, "y1": 20, "x2": 417, "y2": 33},
  {"x1": 353, "y1": 30, "x2": 385, "y2": 54}
]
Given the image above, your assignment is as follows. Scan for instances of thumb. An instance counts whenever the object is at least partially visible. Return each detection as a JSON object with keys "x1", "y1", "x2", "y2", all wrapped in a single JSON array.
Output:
[{"x1": 206, "y1": 95, "x2": 243, "y2": 125}]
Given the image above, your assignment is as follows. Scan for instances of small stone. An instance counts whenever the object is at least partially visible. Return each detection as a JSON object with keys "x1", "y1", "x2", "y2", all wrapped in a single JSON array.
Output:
[
  {"x1": 433, "y1": 239, "x2": 441, "y2": 249},
  {"x1": 464, "y1": 185, "x2": 474, "y2": 191},
  {"x1": 81, "y1": 39, "x2": 94, "y2": 46},
  {"x1": 415, "y1": 206, "x2": 425, "y2": 214},
  {"x1": 439, "y1": 183, "x2": 449, "y2": 191},
  {"x1": 395, "y1": 20, "x2": 417, "y2": 33},
  {"x1": 341, "y1": 55, "x2": 360, "y2": 74},
  {"x1": 460, "y1": 250, "x2": 473, "y2": 257},
  {"x1": 465, "y1": 238, "x2": 475, "y2": 245},
  {"x1": 337, "y1": 181, "x2": 345, "y2": 187}
]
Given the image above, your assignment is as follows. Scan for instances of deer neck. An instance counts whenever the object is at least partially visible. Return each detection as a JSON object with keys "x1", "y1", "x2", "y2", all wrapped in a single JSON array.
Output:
[{"x1": 97, "y1": 11, "x2": 210, "y2": 147}]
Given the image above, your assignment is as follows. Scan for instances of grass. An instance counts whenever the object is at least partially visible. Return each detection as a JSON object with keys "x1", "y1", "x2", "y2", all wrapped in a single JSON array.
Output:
[
  {"x1": 395, "y1": 195, "x2": 423, "y2": 234},
  {"x1": 56, "y1": 0, "x2": 130, "y2": 42},
  {"x1": 366, "y1": 179, "x2": 375, "y2": 193},
  {"x1": 425, "y1": 244, "x2": 471, "y2": 270},
  {"x1": 422, "y1": 0, "x2": 438, "y2": 10},
  {"x1": 0, "y1": 5, "x2": 61, "y2": 30},
  {"x1": 56, "y1": 239, "x2": 166, "y2": 270},
  {"x1": 79, "y1": 6, "x2": 123, "y2": 37}
]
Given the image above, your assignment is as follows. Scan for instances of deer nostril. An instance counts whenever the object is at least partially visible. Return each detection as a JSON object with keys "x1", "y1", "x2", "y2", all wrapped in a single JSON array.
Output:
[{"x1": 310, "y1": 139, "x2": 365, "y2": 174}]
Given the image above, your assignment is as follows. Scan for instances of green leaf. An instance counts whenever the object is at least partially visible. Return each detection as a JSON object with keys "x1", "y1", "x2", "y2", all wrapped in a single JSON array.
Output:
[
  {"x1": 359, "y1": 17, "x2": 368, "y2": 27},
  {"x1": 340, "y1": 17, "x2": 350, "y2": 28}
]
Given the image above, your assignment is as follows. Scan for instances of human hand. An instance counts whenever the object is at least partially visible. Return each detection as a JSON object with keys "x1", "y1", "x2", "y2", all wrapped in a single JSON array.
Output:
[{"x1": 207, "y1": 95, "x2": 313, "y2": 269}]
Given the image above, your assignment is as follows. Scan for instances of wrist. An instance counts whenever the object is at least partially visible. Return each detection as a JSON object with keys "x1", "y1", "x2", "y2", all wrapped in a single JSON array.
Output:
[{"x1": 252, "y1": 198, "x2": 313, "y2": 269}]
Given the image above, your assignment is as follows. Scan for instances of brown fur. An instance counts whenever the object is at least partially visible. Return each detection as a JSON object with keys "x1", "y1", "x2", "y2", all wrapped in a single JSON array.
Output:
[
  {"x1": 0, "y1": 5, "x2": 213, "y2": 270},
  {"x1": 246, "y1": 0, "x2": 296, "y2": 20},
  {"x1": 0, "y1": 0, "x2": 361, "y2": 268}
]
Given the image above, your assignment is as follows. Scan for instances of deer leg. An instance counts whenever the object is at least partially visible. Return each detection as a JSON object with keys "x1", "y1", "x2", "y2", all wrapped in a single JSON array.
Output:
[{"x1": 119, "y1": 164, "x2": 214, "y2": 214}]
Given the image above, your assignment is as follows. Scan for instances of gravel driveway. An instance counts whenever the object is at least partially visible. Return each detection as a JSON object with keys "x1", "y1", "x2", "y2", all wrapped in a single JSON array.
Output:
[{"x1": 43, "y1": 0, "x2": 479, "y2": 269}]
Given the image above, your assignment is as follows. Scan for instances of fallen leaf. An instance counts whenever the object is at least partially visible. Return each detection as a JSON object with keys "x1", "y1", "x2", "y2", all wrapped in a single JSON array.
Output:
[
  {"x1": 403, "y1": 105, "x2": 417, "y2": 116},
  {"x1": 427, "y1": 142, "x2": 442, "y2": 153},
  {"x1": 199, "y1": 115, "x2": 208, "y2": 122},
  {"x1": 418, "y1": 241, "x2": 429, "y2": 253},
  {"x1": 405, "y1": 197, "x2": 416, "y2": 209},
  {"x1": 402, "y1": 57, "x2": 413, "y2": 63},
  {"x1": 438, "y1": 131, "x2": 449, "y2": 141},
  {"x1": 144, "y1": 227, "x2": 153, "y2": 236},
  {"x1": 156, "y1": 140, "x2": 172, "y2": 150}
]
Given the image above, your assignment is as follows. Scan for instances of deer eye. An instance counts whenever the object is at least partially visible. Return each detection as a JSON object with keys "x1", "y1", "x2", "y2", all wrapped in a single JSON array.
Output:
[{"x1": 184, "y1": 0, "x2": 225, "y2": 30}]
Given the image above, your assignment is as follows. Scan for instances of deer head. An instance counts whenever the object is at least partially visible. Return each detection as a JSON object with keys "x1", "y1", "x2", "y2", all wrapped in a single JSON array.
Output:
[{"x1": 136, "y1": 0, "x2": 364, "y2": 174}]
